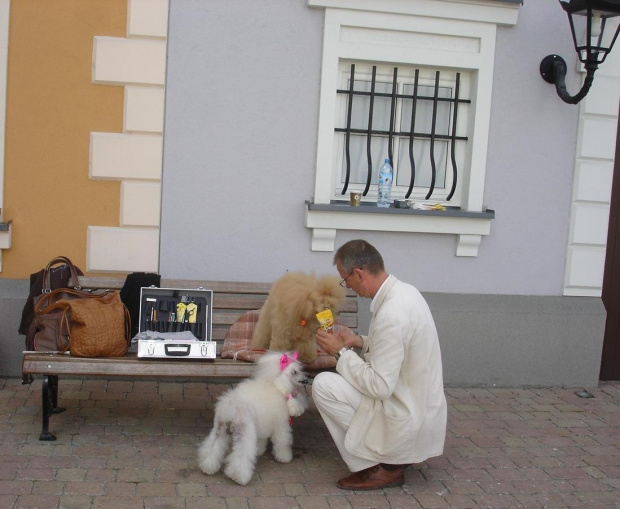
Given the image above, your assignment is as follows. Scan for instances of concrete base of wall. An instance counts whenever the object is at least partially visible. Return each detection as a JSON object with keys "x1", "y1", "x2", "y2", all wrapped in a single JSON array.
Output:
[
  {"x1": 357, "y1": 292, "x2": 606, "y2": 388},
  {"x1": 0, "y1": 279, "x2": 32, "y2": 379},
  {"x1": 1, "y1": 280, "x2": 607, "y2": 387}
]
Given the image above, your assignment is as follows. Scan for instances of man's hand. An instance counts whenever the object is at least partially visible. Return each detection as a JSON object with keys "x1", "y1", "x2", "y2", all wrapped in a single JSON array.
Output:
[
  {"x1": 341, "y1": 328, "x2": 363, "y2": 349},
  {"x1": 315, "y1": 329, "x2": 342, "y2": 356},
  {"x1": 316, "y1": 327, "x2": 363, "y2": 355}
]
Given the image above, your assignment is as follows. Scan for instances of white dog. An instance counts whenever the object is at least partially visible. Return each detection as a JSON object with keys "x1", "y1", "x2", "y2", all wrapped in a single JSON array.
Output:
[{"x1": 197, "y1": 351, "x2": 308, "y2": 485}]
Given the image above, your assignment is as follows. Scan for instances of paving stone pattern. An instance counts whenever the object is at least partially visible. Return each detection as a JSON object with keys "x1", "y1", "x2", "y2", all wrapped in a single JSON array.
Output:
[{"x1": 0, "y1": 377, "x2": 618, "y2": 508}]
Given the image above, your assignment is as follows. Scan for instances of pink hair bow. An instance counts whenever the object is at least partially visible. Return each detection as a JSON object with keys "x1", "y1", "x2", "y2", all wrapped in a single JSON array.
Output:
[{"x1": 280, "y1": 352, "x2": 299, "y2": 371}]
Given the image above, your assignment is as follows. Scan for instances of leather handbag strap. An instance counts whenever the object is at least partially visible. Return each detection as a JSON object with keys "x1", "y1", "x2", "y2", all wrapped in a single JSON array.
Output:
[
  {"x1": 59, "y1": 309, "x2": 72, "y2": 353},
  {"x1": 42, "y1": 256, "x2": 82, "y2": 293},
  {"x1": 35, "y1": 287, "x2": 112, "y2": 315}
]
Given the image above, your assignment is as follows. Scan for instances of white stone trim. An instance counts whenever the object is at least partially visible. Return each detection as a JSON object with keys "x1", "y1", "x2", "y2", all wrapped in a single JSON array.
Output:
[
  {"x1": 88, "y1": 0, "x2": 169, "y2": 273},
  {"x1": 307, "y1": 0, "x2": 520, "y2": 26},
  {"x1": 563, "y1": 50, "x2": 620, "y2": 297},
  {"x1": 456, "y1": 234, "x2": 484, "y2": 257},
  {"x1": 306, "y1": 0, "x2": 519, "y2": 253},
  {"x1": 564, "y1": 245, "x2": 607, "y2": 297}
]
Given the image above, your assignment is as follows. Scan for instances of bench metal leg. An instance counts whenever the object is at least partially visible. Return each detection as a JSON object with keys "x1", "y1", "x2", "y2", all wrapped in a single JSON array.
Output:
[{"x1": 39, "y1": 375, "x2": 65, "y2": 441}]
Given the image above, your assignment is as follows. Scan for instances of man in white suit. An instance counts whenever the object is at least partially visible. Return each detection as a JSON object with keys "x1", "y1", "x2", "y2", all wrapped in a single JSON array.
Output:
[{"x1": 314, "y1": 239, "x2": 447, "y2": 490}]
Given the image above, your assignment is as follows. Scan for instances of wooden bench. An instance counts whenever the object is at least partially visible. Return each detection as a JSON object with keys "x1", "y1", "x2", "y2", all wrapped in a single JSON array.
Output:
[{"x1": 22, "y1": 276, "x2": 358, "y2": 441}]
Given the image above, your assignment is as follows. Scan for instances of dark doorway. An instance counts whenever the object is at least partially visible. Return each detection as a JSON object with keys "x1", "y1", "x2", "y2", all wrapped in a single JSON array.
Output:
[{"x1": 600, "y1": 108, "x2": 620, "y2": 380}]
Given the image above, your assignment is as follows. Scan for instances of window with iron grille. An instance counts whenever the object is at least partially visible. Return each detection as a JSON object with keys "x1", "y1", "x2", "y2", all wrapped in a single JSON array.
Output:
[
  {"x1": 305, "y1": 0, "x2": 518, "y2": 255},
  {"x1": 334, "y1": 62, "x2": 471, "y2": 205}
]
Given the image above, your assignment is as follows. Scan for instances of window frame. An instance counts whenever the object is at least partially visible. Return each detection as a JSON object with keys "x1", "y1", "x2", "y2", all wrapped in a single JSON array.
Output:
[
  {"x1": 306, "y1": 0, "x2": 521, "y2": 256},
  {"x1": 333, "y1": 62, "x2": 471, "y2": 205}
]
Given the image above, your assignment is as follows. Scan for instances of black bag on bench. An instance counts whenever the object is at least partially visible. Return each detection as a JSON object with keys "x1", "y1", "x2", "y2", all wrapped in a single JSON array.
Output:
[{"x1": 120, "y1": 272, "x2": 161, "y2": 337}]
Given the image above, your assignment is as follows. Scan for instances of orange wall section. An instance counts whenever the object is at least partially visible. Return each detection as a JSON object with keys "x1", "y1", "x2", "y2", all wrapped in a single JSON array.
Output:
[{"x1": 1, "y1": 0, "x2": 127, "y2": 278}]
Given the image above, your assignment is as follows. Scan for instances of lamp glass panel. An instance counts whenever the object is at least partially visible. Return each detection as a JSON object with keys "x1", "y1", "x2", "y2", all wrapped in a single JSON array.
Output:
[{"x1": 568, "y1": 8, "x2": 620, "y2": 62}]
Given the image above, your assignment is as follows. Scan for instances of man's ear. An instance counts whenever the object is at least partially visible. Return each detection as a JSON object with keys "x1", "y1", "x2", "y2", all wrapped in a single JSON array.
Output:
[{"x1": 354, "y1": 267, "x2": 364, "y2": 282}]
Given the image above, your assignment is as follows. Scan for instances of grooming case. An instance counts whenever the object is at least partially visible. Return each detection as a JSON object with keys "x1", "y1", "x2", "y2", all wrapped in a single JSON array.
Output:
[
  {"x1": 137, "y1": 286, "x2": 215, "y2": 359},
  {"x1": 137, "y1": 338, "x2": 216, "y2": 359}
]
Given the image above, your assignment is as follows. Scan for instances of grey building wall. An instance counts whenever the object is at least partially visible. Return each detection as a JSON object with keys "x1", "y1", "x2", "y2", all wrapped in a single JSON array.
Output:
[
  {"x1": 0, "y1": 1, "x2": 609, "y2": 387},
  {"x1": 156, "y1": 0, "x2": 606, "y2": 386},
  {"x1": 160, "y1": 1, "x2": 581, "y2": 295}
]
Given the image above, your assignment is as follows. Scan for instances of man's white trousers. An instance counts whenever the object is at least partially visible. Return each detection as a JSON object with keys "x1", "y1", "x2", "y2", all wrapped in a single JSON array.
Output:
[{"x1": 311, "y1": 371, "x2": 377, "y2": 472}]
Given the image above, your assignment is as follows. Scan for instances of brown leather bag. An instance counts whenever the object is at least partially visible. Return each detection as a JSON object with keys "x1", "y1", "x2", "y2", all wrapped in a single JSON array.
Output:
[
  {"x1": 34, "y1": 288, "x2": 130, "y2": 357},
  {"x1": 20, "y1": 256, "x2": 84, "y2": 350}
]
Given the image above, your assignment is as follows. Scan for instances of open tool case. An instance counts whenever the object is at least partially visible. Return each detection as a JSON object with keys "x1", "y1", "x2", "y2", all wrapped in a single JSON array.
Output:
[{"x1": 137, "y1": 286, "x2": 216, "y2": 359}]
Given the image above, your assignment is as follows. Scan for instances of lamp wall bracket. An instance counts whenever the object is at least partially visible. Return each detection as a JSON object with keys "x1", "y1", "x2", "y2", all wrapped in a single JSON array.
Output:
[{"x1": 540, "y1": 54, "x2": 597, "y2": 104}]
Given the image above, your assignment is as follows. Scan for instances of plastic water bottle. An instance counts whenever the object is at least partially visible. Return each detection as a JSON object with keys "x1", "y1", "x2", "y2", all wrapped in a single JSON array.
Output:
[{"x1": 377, "y1": 158, "x2": 393, "y2": 208}]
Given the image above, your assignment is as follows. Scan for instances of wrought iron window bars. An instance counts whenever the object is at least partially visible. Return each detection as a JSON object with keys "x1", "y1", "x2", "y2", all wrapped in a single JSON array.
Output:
[{"x1": 336, "y1": 64, "x2": 470, "y2": 201}]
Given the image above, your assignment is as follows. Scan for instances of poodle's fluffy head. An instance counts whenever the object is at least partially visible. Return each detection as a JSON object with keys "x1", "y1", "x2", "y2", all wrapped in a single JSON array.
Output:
[
  {"x1": 301, "y1": 274, "x2": 346, "y2": 334},
  {"x1": 253, "y1": 351, "x2": 308, "y2": 394},
  {"x1": 274, "y1": 272, "x2": 346, "y2": 331},
  {"x1": 310, "y1": 274, "x2": 347, "y2": 318}
]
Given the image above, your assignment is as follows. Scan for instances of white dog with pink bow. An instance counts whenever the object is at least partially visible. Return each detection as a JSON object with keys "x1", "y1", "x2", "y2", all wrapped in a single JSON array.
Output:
[{"x1": 197, "y1": 351, "x2": 308, "y2": 485}]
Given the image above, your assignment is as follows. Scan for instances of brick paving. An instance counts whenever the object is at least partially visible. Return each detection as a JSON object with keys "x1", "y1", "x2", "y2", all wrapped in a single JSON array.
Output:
[{"x1": 0, "y1": 377, "x2": 618, "y2": 508}]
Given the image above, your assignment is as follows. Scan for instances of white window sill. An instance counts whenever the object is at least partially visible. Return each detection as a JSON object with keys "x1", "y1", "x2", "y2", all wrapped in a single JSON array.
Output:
[
  {"x1": 305, "y1": 201, "x2": 494, "y2": 256},
  {"x1": 0, "y1": 220, "x2": 11, "y2": 249}
]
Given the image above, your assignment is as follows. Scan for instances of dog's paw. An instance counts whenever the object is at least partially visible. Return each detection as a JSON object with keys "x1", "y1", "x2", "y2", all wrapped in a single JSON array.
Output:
[
  {"x1": 287, "y1": 397, "x2": 307, "y2": 417},
  {"x1": 256, "y1": 438, "x2": 268, "y2": 456},
  {"x1": 224, "y1": 463, "x2": 254, "y2": 485},
  {"x1": 273, "y1": 448, "x2": 293, "y2": 463},
  {"x1": 198, "y1": 457, "x2": 222, "y2": 475}
]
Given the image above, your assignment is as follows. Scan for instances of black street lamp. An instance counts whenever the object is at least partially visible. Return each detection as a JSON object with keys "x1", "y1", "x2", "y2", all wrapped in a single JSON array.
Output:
[{"x1": 540, "y1": 0, "x2": 620, "y2": 104}]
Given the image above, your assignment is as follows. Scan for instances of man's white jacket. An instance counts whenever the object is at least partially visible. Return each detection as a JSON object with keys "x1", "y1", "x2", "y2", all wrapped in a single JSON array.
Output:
[{"x1": 337, "y1": 275, "x2": 447, "y2": 463}]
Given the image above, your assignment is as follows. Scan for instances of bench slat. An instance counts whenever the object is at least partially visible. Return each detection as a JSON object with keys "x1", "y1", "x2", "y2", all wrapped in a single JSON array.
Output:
[
  {"x1": 75, "y1": 277, "x2": 274, "y2": 295},
  {"x1": 161, "y1": 279, "x2": 273, "y2": 294},
  {"x1": 75, "y1": 276, "x2": 356, "y2": 299},
  {"x1": 22, "y1": 352, "x2": 255, "y2": 379},
  {"x1": 212, "y1": 295, "x2": 267, "y2": 309}
]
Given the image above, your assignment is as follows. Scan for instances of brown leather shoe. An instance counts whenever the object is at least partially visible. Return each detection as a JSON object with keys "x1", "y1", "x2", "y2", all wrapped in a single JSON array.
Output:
[{"x1": 337, "y1": 464, "x2": 404, "y2": 490}]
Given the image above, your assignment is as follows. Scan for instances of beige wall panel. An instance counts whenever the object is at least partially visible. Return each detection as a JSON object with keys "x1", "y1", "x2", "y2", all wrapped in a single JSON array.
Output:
[
  {"x1": 120, "y1": 181, "x2": 161, "y2": 227},
  {"x1": 1, "y1": 0, "x2": 127, "y2": 279},
  {"x1": 128, "y1": 0, "x2": 169, "y2": 38},
  {"x1": 87, "y1": 226, "x2": 159, "y2": 272},
  {"x1": 90, "y1": 132, "x2": 162, "y2": 180},
  {"x1": 125, "y1": 86, "x2": 165, "y2": 133},
  {"x1": 93, "y1": 36, "x2": 166, "y2": 86}
]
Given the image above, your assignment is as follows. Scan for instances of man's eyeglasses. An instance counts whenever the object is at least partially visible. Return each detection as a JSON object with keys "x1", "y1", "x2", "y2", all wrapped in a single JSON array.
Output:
[{"x1": 339, "y1": 269, "x2": 358, "y2": 287}]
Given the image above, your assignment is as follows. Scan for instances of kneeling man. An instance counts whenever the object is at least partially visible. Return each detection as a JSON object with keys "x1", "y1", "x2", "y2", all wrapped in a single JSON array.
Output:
[{"x1": 313, "y1": 239, "x2": 447, "y2": 490}]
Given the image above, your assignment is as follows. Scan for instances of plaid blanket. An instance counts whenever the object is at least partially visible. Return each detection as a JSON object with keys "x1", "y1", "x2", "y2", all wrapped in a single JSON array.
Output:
[{"x1": 221, "y1": 309, "x2": 339, "y2": 370}]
